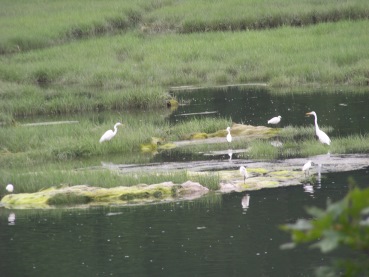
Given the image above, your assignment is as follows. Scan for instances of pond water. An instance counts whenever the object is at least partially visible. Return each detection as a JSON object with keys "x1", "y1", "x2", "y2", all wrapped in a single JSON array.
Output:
[
  {"x1": 170, "y1": 87, "x2": 369, "y2": 137},
  {"x1": 1, "y1": 168, "x2": 368, "y2": 276},
  {"x1": 4, "y1": 87, "x2": 369, "y2": 276}
]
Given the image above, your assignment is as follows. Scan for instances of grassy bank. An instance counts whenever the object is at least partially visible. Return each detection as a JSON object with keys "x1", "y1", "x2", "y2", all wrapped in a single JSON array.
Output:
[
  {"x1": 1, "y1": 0, "x2": 369, "y2": 119},
  {"x1": 2, "y1": 0, "x2": 368, "y2": 54},
  {"x1": 1, "y1": 1, "x2": 369, "y2": 197},
  {"x1": 1, "y1": 20, "x2": 369, "y2": 118}
]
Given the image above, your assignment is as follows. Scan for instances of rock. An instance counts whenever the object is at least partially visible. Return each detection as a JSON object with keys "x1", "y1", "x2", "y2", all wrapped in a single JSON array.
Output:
[{"x1": 0, "y1": 181, "x2": 210, "y2": 209}]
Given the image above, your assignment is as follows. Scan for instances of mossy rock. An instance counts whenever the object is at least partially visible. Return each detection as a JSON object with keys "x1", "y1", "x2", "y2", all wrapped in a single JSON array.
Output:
[
  {"x1": 190, "y1": 133, "x2": 208, "y2": 140},
  {"x1": 0, "y1": 182, "x2": 209, "y2": 209},
  {"x1": 167, "y1": 99, "x2": 179, "y2": 108},
  {"x1": 48, "y1": 192, "x2": 92, "y2": 206}
]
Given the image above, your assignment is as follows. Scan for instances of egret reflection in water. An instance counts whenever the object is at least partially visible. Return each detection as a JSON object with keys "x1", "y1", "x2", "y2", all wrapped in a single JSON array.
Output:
[
  {"x1": 303, "y1": 183, "x2": 314, "y2": 194},
  {"x1": 302, "y1": 160, "x2": 315, "y2": 177},
  {"x1": 8, "y1": 213, "x2": 15, "y2": 225},
  {"x1": 241, "y1": 194, "x2": 250, "y2": 210},
  {"x1": 228, "y1": 149, "x2": 233, "y2": 162}
]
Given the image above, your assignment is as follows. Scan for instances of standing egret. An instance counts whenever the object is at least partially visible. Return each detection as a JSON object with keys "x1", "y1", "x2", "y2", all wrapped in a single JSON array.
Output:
[
  {"x1": 267, "y1": 115, "x2": 282, "y2": 125},
  {"x1": 239, "y1": 166, "x2": 248, "y2": 183},
  {"x1": 306, "y1": 111, "x2": 331, "y2": 145},
  {"x1": 6, "y1": 184, "x2": 14, "y2": 193},
  {"x1": 226, "y1": 127, "x2": 232, "y2": 143},
  {"x1": 99, "y1": 122, "x2": 122, "y2": 143},
  {"x1": 302, "y1": 160, "x2": 315, "y2": 177}
]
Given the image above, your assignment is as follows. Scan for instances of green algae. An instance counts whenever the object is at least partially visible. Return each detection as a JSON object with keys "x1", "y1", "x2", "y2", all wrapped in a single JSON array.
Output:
[
  {"x1": 248, "y1": 168, "x2": 268, "y2": 174},
  {"x1": 0, "y1": 181, "x2": 208, "y2": 209},
  {"x1": 48, "y1": 193, "x2": 92, "y2": 206}
]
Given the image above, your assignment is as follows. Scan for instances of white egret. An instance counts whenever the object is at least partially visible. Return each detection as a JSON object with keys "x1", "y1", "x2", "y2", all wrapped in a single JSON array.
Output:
[
  {"x1": 267, "y1": 115, "x2": 282, "y2": 125},
  {"x1": 226, "y1": 127, "x2": 232, "y2": 143},
  {"x1": 239, "y1": 166, "x2": 248, "y2": 183},
  {"x1": 302, "y1": 160, "x2": 315, "y2": 177},
  {"x1": 99, "y1": 122, "x2": 122, "y2": 143},
  {"x1": 306, "y1": 111, "x2": 331, "y2": 145},
  {"x1": 6, "y1": 184, "x2": 14, "y2": 193}
]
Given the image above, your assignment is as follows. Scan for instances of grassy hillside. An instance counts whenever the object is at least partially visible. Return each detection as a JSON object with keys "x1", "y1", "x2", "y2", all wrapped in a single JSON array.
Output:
[{"x1": 1, "y1": 0, "x2": 369, "y2": 118}]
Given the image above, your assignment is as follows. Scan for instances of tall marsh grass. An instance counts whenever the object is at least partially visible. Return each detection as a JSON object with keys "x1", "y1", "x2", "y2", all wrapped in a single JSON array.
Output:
[
  {"x1": 0, "y1": 0, "x2": 161, "y2": 54},
  {"x1": 2, "y1": 20, "x2": 369, "y2": 117},
  {"x1": 147, "y1": 0, "x2": 369, "y2": 33}
]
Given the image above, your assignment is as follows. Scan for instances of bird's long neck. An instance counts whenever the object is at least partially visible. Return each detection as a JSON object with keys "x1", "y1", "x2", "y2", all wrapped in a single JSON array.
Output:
[
  {"x1": 313, "y1": 114, "x2": 320, "y2": 131},
  {"x1": 113, "y1": 125, "x2": 118, "y2": 135},
  {"x1": 227, "y1": 129, "x2": 230, "y2": 135}
]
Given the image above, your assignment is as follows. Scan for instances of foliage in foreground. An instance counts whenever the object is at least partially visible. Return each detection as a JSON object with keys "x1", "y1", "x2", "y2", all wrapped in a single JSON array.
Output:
[{"x1": 281, "y1": 179, "x2": 369, "y2": 276}]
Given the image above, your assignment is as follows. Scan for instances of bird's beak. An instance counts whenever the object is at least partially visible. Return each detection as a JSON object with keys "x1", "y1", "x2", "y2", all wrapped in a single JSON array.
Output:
[{"x1": 305, "y1": 112, "x2": 312, "y2": 117}]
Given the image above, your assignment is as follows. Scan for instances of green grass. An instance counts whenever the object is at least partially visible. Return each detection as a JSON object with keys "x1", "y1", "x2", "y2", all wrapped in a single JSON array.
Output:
[
  {"x1": 0, "y1": 0, "x2": 165, "y2": 54},
  {"x1": 2, "y1": 20, "x2": 369, "y2": 118},
  {"x1": 2, "y1": 0, "x2": 368, "y2": 54},
  {"x1": 146, "y1": 0, "x2": 369, "y2": 33},
  {"x1": 1, "y1": 1, "x2": 369, "y2": 196},
  {"x1": 1, "y1": 1, "x2": 369, "y2": 118},
  {"x1": 168, "y1": 117, "x2": 231, "y2": 141},
  {"x1": 243, "y1": 133, "x2": 369, "y2": 160}
]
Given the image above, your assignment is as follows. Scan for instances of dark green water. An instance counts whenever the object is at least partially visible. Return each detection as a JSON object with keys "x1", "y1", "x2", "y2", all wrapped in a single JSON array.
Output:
[
  {"x1": 1, "y1": 169, "x2": 368, "y2": 276},
  {"x1": 171, "y1": 87, "x2": 369, "y2": 137}
]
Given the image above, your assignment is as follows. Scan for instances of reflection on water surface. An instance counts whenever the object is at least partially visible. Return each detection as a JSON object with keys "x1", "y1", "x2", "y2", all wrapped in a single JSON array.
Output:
[
  {"x1": 171, "y1": 87, "x2": 369, "y2": 137},
  {"x1": 1, "y1": 169, "x2": 368, "y2": 276}
]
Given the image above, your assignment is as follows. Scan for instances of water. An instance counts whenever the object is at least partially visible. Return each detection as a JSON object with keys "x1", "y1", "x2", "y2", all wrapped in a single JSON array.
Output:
[
  {"x1": 170, "y1": 87, "x2": 369, "y2": 137},
  {"x1": 3, "y1": 87, "x2": 369, "y2": 276},
  {"x1": 0, "y1": 168, "x2": 368, "y2": 276}
]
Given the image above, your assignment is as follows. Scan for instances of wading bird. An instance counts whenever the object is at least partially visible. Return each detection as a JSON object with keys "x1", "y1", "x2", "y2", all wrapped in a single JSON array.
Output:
[
  {"x1": 226, "y1": 127, "x2": 232, "y2": 143},
  {"x1": 306, "y1": 111, "x2": 331, "y2": 145},
  {"x1": 239, "y1": 166, "x2": 248, "y2": 183},
  {"x1": 6, "y1": 184, "x2": 14, "y2": 193},
  {"x1": 268, "y1": 115, "x2": 282, "y2": 125},
  {"x1": 99, "y1": 122, "x2": 122, "y2": 143},
  {"x1": 302, "y1": 160, "x2": 315, "y2": 177}
]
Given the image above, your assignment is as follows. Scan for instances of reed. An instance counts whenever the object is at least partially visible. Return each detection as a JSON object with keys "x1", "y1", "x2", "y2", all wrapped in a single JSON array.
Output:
[
  {"x1": 2, "y1": 0, "x2": 368, "y2": 54},
  {"x1": 147, "y1": 0, "x2": 369, "y2": 33},
  {"x1": 1, "y1": 20, "x2": 369, "y2": 118}
]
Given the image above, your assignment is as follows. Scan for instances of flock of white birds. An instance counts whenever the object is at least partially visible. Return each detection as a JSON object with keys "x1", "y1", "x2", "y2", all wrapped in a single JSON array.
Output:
[
  {"x1": 3, "y1": 111, "x2": 330, "y2": 194},
  {"x1": 226, "y1": 111, "x2": 331, "y2": 182}
]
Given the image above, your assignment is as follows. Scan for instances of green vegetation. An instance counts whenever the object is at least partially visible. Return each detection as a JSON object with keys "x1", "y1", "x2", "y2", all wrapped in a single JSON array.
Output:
[
  {"x1": 168, "y1": 117, "x2": 231, "y2": 141},
  {"x1": 281, "y1": 179, "x2": 369, "y2": 276},
  {"x1": 1, "y1": 1, "x2": 369, "y2": 118},
  {"x1": 1, "y1": 1, "x2": 369, "y2": 200}
]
